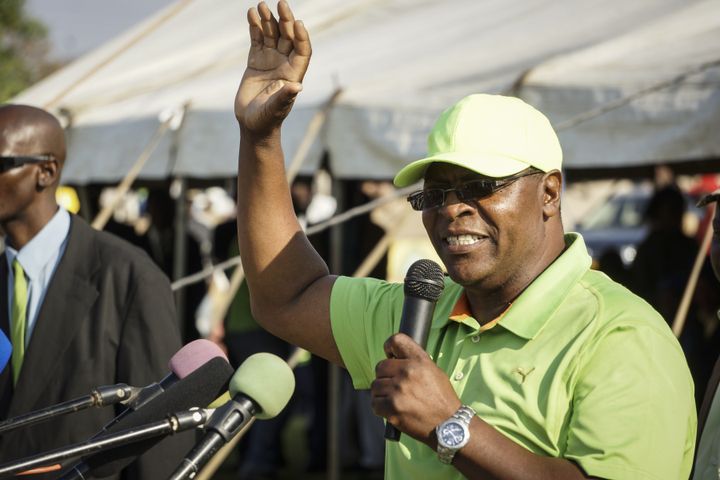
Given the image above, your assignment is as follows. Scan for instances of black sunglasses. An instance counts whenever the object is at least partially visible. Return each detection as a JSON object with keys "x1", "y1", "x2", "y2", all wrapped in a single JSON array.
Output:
[
  {"x1": 407, "y1": 169, "x2": 544, "y2": 211},
  {"x1": 0, "y1": 155, "x2": 54, "y2": 173}
]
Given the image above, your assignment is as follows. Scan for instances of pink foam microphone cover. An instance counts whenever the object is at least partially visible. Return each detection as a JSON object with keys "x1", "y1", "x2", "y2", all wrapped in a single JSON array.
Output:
[{"x1": 168, "y1": 339, "x2": 228, "y2": 379}]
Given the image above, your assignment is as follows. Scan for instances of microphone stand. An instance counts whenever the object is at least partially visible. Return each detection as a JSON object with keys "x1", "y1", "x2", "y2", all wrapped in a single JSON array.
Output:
[
  {"x1": 0, "y1": 384, "x2": 135, "y2": 435},
  {"x1": 0, "y1": 409, "x2": 209, "y2": 478}
]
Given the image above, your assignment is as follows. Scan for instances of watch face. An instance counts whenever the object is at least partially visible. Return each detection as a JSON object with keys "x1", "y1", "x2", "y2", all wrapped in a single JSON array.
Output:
[{"x1": 439, "y1": 421, "x2": 466, "y2": 447}]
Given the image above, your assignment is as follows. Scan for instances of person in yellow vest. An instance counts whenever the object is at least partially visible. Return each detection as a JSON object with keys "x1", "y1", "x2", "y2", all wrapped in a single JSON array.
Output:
[{"x1": 234, "y1": 2, "x2": 696, "y2": 478}]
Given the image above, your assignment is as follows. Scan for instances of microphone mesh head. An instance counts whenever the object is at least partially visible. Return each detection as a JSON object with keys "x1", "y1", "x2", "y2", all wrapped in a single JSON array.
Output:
[{"x1": 404, "y1": 259, "x2": 445, "y2": 301}]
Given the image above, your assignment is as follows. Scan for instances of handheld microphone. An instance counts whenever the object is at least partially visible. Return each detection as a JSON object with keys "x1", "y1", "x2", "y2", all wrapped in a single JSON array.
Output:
[
  {"x1": 0, "y1": 330, "x2": 11, "y2": 375},
  {"x1": 384, "y1": 259, "x2": 445, "y2": 442},
  {"x1": 60, "y1": 355, "x2": 234, "y2": 479},
  {"x1": 168, "y1": 353, "x2": 295, "y2": 480},
  {"x1": 0, "y1": 339, "x2": 226, "y2": 436}
]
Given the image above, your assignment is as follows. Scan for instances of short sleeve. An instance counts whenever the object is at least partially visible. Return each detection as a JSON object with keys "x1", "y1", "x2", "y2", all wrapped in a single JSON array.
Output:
[
  {"x1": 330, "y1": 276, "x2": 403, "y2": 389},
  {"x1": 564, "y1": 324, "x2": 696, "y2": 479}
]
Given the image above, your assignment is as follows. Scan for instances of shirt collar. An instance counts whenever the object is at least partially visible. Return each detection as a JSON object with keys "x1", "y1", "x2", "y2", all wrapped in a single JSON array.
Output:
[
  {"x1": 448, "y1": 292, "x2": 509, "y2": 332},
  {"x1": 6, "y1": 208, "x2": 71, "y2": 280},
  {"x1": 439, "y1": 233, "x2": 591, "y2": 340}
]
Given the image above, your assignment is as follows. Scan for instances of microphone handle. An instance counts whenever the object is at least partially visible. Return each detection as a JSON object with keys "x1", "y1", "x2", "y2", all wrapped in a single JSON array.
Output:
[
  {"x1": 0, "y1": 410, "x2": 208, "y2": 478},
  {"x1": 168, "y1": 396, "x2": 256, "y2": 480},
  {"x1": 385, "y1": 297, "x2": 436, "y2": 442},
  {"x1": 0, "y1": 384, "x2": 133, "y2": 435}
]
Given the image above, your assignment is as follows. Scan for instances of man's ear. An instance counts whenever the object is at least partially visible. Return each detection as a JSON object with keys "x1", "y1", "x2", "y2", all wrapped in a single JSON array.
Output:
[
  {"x1": 541, "y1": 170, "x2": 562, "y2": 220},
  {"x1": 36, "y1": 159, "x2": 60, "y2": 190}
]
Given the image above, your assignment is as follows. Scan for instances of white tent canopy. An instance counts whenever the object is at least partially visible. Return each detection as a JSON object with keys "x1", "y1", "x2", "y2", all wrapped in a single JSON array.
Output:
[
  {"x1": 519, "y1": 0, "x2": 720, "y2": 172},
  {"x1": 12, "y1": 0, "x2": 719, "y2": 184}
]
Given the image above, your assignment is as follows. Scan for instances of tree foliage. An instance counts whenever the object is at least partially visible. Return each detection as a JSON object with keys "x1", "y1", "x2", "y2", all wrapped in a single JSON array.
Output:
[{"x1": 0, "y1": 0, "x2": 49, "y2": 101}]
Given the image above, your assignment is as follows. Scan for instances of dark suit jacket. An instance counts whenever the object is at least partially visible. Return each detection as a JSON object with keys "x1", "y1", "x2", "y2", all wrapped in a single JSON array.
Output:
[
  {"x1": 699, "y1": 356, "x2": 720, "y2": 437},
  {"x1": 0, "y1": 215, "x2": 193, "y2": 479}
]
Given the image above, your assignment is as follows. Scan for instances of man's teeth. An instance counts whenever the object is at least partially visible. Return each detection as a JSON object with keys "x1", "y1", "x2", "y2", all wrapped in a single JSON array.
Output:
[{"x1": 446, "y1": 235, "x2": 480, "y2": 246}]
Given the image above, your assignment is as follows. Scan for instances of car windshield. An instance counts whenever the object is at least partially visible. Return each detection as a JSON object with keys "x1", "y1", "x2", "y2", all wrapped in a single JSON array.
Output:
[{"x1": 579, "y1": 194, "x2": 648, "y2": 230}]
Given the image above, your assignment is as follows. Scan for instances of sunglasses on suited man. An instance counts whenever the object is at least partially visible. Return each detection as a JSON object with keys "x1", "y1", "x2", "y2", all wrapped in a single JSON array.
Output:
[
  {"x1": 406, "y1": 168, "x2": 544, "y2": 211},
  {"x1": 0, "y1": 155, "x2": 54, "y2": 174}
]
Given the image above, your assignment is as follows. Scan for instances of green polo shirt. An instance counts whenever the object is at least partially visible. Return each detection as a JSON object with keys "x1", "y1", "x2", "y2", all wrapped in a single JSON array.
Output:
[{"x1": 330, "y1": 233, "x2": 696, "y2": 480}]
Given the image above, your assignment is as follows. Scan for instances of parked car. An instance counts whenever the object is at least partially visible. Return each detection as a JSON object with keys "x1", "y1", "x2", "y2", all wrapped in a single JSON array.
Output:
[
  {"x1": 575, "y1": 186, "x2": 704, "y2": 268},
  {"x1": 576, "y1": 188, "x2": 650, "y2": 267}
]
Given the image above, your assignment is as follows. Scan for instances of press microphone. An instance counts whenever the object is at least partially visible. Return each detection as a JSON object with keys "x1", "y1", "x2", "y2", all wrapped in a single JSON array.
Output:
[
  {"x1": 0, "y1": 330, "x2": 10, "y2": 375},
  {"x1": 102, "y1": 339, "x2": 228, "y2": 430},
  {"x1": 0, "y1": 384, "x2": 134, "y2": 435},
  {"x1": 0, "y1": 339, "x2": 226, "y2": 436},
  {"x1": 0, "y1": 409, "x2": 210, "y2": 477},
  {"x1": 384, "y1": 259, "x2": 445, "y2": 442},
  {"x1": 168, "y1": 353, "x2": 295, "y2": 480},
  {"x1": 60, "y1": 355, "x2": 234, "y2": 479}
]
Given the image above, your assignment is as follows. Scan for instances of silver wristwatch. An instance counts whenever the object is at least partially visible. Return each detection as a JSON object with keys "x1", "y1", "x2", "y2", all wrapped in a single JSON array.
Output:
[{"x1": 435, "y1": 405, "x2": 476, "y2": 464}]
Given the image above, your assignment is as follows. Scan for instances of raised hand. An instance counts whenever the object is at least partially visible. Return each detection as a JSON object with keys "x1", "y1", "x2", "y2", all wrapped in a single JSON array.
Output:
[
  {"x1": 371, "y1": 334, "x2": 462, "y2": 446},
  {"x1": 235, "y1": 1, "x2": 311, "y2": 135}
]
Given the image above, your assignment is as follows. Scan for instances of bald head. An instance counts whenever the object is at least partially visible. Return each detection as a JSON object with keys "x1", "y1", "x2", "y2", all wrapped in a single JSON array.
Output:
[{"x1": 0, "y1": 104, "x2": 66, "y2": 166}]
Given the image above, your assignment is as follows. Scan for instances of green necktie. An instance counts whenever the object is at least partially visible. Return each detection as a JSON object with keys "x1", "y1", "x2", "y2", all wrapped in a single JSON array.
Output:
[{"x1": 11, "y1": 259, "x2": 28, "y2": 386}]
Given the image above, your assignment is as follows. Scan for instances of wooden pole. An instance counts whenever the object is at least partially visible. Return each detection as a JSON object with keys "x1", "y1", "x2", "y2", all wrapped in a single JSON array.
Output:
[{"x1": 672, "y1": 202, "x2": 716, "y2": 337}]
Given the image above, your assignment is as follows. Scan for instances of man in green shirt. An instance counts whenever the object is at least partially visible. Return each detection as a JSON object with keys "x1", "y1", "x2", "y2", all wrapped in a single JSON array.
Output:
[{"x1": 234, "y1": 2, "x2": 696, "y2": 478}]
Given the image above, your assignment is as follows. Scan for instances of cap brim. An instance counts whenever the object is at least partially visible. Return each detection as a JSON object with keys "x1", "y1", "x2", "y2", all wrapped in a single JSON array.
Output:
[{"x1": 393, "y1": 152, "x2": 531, "y2": 187}]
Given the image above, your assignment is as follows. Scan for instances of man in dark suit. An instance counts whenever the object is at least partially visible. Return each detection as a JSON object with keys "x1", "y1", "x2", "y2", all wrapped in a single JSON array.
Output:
[
  {"x1": 694, "y1": 188, "x2": 720, "y2": 479},
  {"x1": 0, "y1": 104, "x2": 193, "y2": 478}
]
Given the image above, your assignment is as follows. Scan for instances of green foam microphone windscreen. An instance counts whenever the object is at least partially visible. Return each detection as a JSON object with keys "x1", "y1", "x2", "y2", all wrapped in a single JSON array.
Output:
[{"x1": 229, "y1": 353, "x2": 295, "y2": 419}]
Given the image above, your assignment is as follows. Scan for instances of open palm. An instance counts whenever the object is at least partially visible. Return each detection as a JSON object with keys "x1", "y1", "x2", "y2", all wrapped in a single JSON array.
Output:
[{"x1": 235, "y1": 1, "x2": 311, "y2": 134}]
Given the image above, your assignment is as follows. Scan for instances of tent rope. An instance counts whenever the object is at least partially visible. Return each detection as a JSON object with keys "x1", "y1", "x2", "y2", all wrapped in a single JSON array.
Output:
[
  {"x1": 170, "y1": 184, "x2": 416, "y2": 291},
  {"x1": 552, "y1": 58, "x2": 720, "y2": 131}
]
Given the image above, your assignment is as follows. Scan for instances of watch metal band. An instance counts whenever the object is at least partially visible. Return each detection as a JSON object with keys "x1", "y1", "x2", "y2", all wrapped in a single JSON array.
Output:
[{"x1": 437, "y1": 405, "x2": 476, "y2": 464}]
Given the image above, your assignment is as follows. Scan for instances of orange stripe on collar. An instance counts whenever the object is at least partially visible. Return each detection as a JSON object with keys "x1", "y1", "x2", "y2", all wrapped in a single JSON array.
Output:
[
  {"x1": 449, "y1": 293, "x2": 472, "y2": 321},
  {"x1": 448, "y1": 292, "x2": 511, "y2": 330}
]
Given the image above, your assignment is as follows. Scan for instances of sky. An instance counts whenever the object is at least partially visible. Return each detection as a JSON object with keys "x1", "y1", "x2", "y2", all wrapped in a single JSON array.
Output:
[{"x1": 26, "y1": 0, "x2": 176, "y2": 61}]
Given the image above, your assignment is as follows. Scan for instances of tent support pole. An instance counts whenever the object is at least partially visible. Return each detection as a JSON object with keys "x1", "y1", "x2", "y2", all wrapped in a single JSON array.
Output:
[
  {"x1": 673, "y1": 202, "x2": 716, "y2": 337},
  {"x1": 173, "y1": 176, "x2": 188, "y2": 339},
  {"x1": 328, "y1": 177, "x2": 345, "y2": 480}
]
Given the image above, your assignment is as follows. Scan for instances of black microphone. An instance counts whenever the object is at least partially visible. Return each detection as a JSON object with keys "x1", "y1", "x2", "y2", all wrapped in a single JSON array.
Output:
[
  {"x1": 60, "y1": 356, "x2": 234, "y2": 479},
  {"x1": 0, "y1": 339, "x2": 226, "y2": 436},
  {"x1": 0, "y1": 409, "x2": 209, "y2": 477},
  {"x1": 384, "y1": 259, "x2": 445, "y2": 442},
  {"x1": 168, "y1": 353, "x2": 295, "y2": 480},
  {"x1": 0, "y1": 384, "x2": 134, "y2": 435},
  {"x1": 101, "y1": 339, "x2": 228, "y2": 431}
]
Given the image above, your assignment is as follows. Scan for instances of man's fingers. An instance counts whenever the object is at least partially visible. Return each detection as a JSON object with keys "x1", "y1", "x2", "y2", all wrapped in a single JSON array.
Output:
[
  {"x1": 277, "y1": 0, "x2": 295, "y2": 55},
  {"x1": 267, "y1": 81, "x2": 302, "y2": 118},
  {"x1": 384, "y1": 333, "x2": 429, "y2": 360},
  {"x1": 247, "y1": 8, "x2": 263, "y2": 49},
  {"x1": 258, "y1": 2, "x2": 279, "y2": 49},
  {"x1": 292, "y1": 20, "x2": 311, "y2": 56},
  {"x1": 370, "y1": 376, "x2": 397, "y2": 398},
  {"x1": 370, "y1": 377, "x2": 400, "y2": 421},
  {"x1": 374, "y1": 356, "x2": 409, "y2": 379}
]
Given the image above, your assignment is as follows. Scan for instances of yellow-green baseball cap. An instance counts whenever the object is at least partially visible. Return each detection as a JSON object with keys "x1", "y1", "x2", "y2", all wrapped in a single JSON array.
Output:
[{"x1": 393, "y1": 94, "x2": 562, "y2": 187}]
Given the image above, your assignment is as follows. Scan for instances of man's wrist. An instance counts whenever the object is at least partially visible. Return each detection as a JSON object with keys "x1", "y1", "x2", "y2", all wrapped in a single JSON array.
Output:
[
  {"x1": 239, "y1": 125, "x2": 282, "y2": 147},
  {"x1": 436, "y1": 405, "x2": 476, "y2": 464}
]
